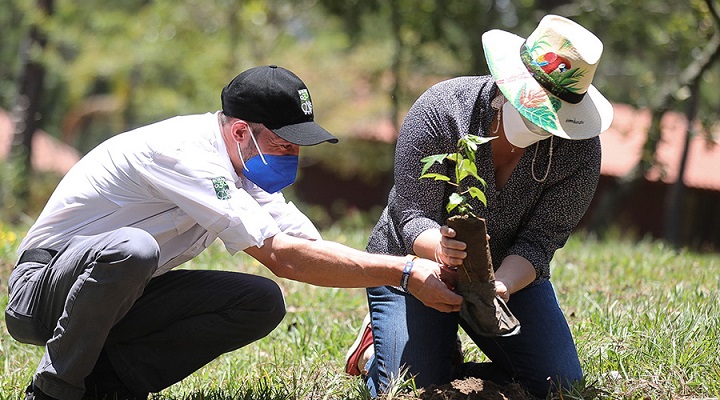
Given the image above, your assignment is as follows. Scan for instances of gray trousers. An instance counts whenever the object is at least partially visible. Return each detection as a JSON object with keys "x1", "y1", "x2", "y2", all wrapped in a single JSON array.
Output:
[{"x1": 5, "y1": 227, "x2": 286, "y2": 400}]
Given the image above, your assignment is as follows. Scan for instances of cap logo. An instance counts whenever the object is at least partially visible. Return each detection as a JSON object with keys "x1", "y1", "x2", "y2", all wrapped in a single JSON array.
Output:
[
  {"x1": 298, "y1": 89, "x2": 313, "y2": 115},
  {"x1": 211, "y1": 177, "x2": 231, "y2": 200}
]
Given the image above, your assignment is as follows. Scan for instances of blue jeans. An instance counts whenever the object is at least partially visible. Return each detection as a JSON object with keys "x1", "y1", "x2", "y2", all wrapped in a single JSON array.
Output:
[{"x1": 365, "y1": 280, "x2": 582, "y2": 398}]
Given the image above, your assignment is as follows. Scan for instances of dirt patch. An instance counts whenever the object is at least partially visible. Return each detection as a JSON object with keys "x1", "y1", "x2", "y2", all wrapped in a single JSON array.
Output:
[{"x1": 403, "y1": 378, "x2": 536, "y2": 400}]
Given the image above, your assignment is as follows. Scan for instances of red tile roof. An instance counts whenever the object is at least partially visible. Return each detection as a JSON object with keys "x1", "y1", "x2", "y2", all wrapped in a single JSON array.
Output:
[
  {"x1": 1, "y1": 104, "x2": 718, "y2": 193},
  {"x1": 0, "y1": 108, "x2": 80, "y2": 174},
  {"x1": 600, "y1": 104, "x2": 720, "y2": 191}
]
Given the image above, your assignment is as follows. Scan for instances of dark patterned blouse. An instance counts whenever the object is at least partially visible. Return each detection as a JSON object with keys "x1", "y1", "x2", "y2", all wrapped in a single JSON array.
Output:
[{"x1": 367, "y1": 75, "x2": 601, "y2": 286}]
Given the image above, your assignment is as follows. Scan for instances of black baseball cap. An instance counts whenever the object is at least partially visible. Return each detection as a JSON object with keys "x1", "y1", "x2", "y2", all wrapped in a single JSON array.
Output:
[{"x1": 221, "y1": 65, "x2": 338, "y2": 146}]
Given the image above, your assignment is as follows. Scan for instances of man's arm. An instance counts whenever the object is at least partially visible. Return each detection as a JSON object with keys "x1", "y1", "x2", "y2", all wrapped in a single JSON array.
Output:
[
  {"x1": 418, "y1": 227, "x2": 535, "y2": 302},
  {"x1": 244, "y1": 232, "x2": 463, "y2": 313}
]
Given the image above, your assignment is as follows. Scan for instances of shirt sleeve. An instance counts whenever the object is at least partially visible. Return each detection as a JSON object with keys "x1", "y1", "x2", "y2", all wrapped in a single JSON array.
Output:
[
  {"x1": 140, "y1": 148, "x2": 281, "y2": 254},
  {"x1": 242, "y1": 179, "x2": 321, "y2": 240}
]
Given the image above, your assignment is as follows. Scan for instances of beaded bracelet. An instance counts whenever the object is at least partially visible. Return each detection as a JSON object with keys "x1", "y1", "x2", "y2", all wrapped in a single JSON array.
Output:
[{"x1": 400, "y1": 255, "x2": 418, "y2": 292}]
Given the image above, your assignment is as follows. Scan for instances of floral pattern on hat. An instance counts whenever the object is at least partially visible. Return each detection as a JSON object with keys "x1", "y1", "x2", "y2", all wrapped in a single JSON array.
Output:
[
  {"x1": 514, "y1": 84, "x2": 559, "y2": 131},
  {"x1": 482, "y1": 14, "x2": 614, "y2": 139}
]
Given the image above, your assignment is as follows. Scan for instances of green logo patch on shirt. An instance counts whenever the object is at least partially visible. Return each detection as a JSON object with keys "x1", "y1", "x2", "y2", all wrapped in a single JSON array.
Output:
[{"x1": 211, "y1": 177, "x2": 231, "y2": 200}]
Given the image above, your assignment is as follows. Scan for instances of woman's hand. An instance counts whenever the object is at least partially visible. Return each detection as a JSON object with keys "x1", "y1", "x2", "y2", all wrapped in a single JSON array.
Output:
[
  {"x1": 495, "y1": 280, "x2": 510, "y2": 303},
  {"x1": 436, "y1": 225, "x2": 467, "y2": 267}
]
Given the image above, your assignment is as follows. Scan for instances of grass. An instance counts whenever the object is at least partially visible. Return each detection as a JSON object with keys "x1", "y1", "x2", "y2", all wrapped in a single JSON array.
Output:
[{"x1": 0, "y1": 220, "x2": 719, "y2": 399}]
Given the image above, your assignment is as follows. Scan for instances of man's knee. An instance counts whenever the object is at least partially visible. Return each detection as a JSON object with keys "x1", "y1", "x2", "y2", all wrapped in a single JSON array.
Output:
[
  {"x1": 99, "y1": 227, "x2": 159, "y2": 279},
  {"x1": 222, "y1": 275, "x2": 286, "y2": 343},
  {"x1": 251, "y1": 277, "x2": 286, "y2": 336}
]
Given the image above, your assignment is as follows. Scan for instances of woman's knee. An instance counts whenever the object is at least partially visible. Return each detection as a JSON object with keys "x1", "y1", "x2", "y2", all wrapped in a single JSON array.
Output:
[
  {"x1": 368, "y1": 289, "x2": 458, "y2": 392},
  {"x1": 522, "y1": 360, "x2": 583, "y2": 397}
]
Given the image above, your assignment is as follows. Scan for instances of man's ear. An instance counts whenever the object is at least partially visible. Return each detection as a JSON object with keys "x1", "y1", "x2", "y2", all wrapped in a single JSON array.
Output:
[{"x1": 230, "y1": 120, "x2": 251, "y2": 142}]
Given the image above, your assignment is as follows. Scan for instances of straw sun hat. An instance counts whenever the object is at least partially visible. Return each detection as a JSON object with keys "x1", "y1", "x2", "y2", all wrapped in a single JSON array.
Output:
[{"x1": 482, "y1": 14, "x2": 614, "y2": 140}]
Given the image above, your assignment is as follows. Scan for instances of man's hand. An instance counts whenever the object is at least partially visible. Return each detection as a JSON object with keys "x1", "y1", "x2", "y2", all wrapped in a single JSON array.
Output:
[{"x1": 407, "y1": 258, "x2": 463, "y2": 313}]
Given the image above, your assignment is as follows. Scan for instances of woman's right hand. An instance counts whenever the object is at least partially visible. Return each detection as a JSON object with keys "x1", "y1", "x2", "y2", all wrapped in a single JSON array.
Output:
[
  {"x1": 436, "y1": 225, "x2": 467, "y2": 267},
  {"x1": 495, "y1": 280, "x2": 510, "y2": 303}
]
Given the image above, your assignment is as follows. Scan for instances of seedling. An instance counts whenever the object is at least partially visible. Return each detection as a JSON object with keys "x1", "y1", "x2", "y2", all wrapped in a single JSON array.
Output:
[
  {"x1": 419, "y1": 134, "x2": 496, "y2": 217},
  {"x1": 417, "y1": 133, "x2": 519, "y2": 336}
]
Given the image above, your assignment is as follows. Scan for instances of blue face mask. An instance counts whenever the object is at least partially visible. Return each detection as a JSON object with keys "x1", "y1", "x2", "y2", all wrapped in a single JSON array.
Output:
[{"x1": 237, "y1": 129, "x2": 299, "y2": 193}]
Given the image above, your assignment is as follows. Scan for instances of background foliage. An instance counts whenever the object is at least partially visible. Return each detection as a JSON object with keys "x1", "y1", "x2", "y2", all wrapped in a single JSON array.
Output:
[
  {"x1": 1, "y1": 1, "x2": 720, "y2": 398},
  {"x1": 2, "y1": 0, "x2": 717, "y2": 159},
  {"x1": 0, "y1": 0, "x2": 717, "y2": 249}
]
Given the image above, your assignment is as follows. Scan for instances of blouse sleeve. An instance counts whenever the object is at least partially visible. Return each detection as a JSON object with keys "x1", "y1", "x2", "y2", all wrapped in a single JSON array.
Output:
[
  {"x1": 509, "y1": 137, "x2": 601, "y2": 281},
  {"x1": 387, "y1": 84, "x2": 465, "y2": 254}
]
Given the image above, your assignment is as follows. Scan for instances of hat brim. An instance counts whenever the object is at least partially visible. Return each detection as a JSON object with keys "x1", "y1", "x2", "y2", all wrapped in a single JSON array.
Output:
[
  {"x1": 482, "y1": 30, "x2": 613, "y2": 140},
  {"x1": 272, "y1": 121, "x2": 339, "y2": 146}
]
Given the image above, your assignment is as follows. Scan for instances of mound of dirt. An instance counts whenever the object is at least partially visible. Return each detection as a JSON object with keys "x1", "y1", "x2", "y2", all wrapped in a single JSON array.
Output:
[{"x1": 413, "y1": 377, "x2": 535, "y2": 400}]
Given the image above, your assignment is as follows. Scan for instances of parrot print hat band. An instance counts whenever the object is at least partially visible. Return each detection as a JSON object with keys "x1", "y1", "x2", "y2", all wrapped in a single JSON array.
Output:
[{"x1": 482, "y1": 14, "x2": 614, "y2": 140}]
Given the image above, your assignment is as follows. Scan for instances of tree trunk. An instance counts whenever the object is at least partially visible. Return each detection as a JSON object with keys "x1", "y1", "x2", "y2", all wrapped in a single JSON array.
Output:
[
  {"x1": 589, "y1": 23, "x2": 720, "y2": 235},
  {"x1": 10, "y1": 0, "x2": 53, "y2": 209},
  {"x1": 389, "y1": 0, "x2": 402, "y2": 133},
  {"x1": 664, "y1": 79, "x2": 700, "y2": 249}
]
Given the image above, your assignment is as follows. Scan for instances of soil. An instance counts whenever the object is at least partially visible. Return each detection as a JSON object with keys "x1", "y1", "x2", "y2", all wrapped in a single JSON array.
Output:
[
  {"x1": 446, "y1": 214, "x2": 520, "y2": 337},
  {"x1": 419, "y1": 217, "x2": 533, "y2": 399},
  {"x1": 393, "y1": 216, "x2": 533, "y2": 399},
  {"x1": 403, "y1": 377, "x2": 536, "y2": 400}
]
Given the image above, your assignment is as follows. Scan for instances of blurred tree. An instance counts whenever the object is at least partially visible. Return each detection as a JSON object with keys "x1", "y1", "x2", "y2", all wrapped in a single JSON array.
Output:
[
  {"x1": 317, "y1": 0, "x2": 579, "y2": 108},
  {"x1": 0, "y1": 0, "x2": 25, "y2": 111},
  {"x1": 584, "y1": 0, "x2": 720, "y2": 239},
  {"x1": 46, "y1": 0, "x2": 327, "y2": 152},
  {"x1": 318, "y1": 0, "x2": 720, "y2": 243},
  {"x1": 9, "y1": 0, "x2": 53, "y2": 213},
  {"x1": 1, "y1": 0, "x2": 332, "y2": 218},
  {"x1": 1, "y1": 0, "x2": 718, "y2": 230}
]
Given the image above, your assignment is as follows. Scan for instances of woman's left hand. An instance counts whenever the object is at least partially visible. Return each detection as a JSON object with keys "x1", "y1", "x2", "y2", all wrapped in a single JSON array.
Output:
[
  {"x1": 495, "y1": 280, "x2": 510, "y2": 303},
  {"x1": 438, "y1": 264, "x2": 458, "y2": 291}
]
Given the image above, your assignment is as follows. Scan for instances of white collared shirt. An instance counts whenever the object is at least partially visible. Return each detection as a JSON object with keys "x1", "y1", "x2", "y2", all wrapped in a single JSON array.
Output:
[{"x1": 18, "y1": 112, "x2": 320, "y2": 276}]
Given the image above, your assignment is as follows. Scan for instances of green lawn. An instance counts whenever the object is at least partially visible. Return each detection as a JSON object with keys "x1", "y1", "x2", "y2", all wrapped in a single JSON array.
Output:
[{"x1": 1, "y1": 221, "x2": 718, "y2": 399}]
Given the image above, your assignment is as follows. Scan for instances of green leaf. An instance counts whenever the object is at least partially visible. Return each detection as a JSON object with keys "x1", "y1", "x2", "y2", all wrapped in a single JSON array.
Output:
[
  {"x1": 477, "y1": 177, "x2": 488, "y2": 189},
  {"x1": 464, "y1": 135, "x2": 496, "y2": 146},
  {"x1": 446, "y1": 192, "x2": 465, "y2": 213},
  {"x1": 448, "y1": 192, "x2": 465, "y2": 205},
  {"x1": 459, "y1": 159, "x2": 481, "y2": 182},
  {"x1": 468, "y1": 186, "x2": 487, "y2": 206},
  {"x1": 420, "y1": 154, "x2": 449, "y2": 175},
  {"x1": 445, "y1": 153, "x2": 462, "y2": 164},
  {"x1": 463, "y1": 138, "x2": 478, "y2": 153},
  {"x1": 457, "y1": 135, "x2": 495, "y2": 163},
  {"x1": 423, "y1": 134, "x2": 494, "y2": 215},
  {"x1": 419, "y1": 173, "x2": 451, "y2": 182}
]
